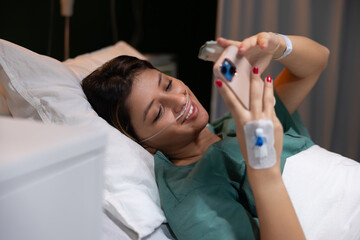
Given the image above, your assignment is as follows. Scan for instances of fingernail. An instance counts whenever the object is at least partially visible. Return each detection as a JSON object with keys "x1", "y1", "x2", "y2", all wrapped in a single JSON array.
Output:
[
  {"x1": 215, "y1": 79, "x2": 223, "y2": 88},
  {"x1": 266, "y1": 76, "x2": 272, "y2": 83},
  {"x1": 253, "y1": 67, "x2": 259, "y2": 74}
]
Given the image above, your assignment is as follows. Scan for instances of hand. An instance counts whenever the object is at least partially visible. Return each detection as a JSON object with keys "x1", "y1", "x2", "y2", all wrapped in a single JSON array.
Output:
[
  {"x1": 217, "y1": 32, "x2": 285, "y2": 74},
  {"x1": 215, "y1": 69, "x2": 283, "y2": 172}
]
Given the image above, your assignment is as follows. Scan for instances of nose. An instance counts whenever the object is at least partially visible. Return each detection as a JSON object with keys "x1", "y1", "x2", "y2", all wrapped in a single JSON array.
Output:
[{"x1": 162, "y1": 91, "x2": 188, "y2": 115}]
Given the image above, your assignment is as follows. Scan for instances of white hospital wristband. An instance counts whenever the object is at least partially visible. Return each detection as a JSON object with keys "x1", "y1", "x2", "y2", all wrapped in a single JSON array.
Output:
[{"x1": 274, "y1": 34, "x2": 292, "y2": 60}]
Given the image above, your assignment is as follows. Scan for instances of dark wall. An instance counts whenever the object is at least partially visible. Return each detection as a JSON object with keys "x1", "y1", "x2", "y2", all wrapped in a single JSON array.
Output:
[{"x1": 0, "y1": 0, "x2": 217, "y2": 114}]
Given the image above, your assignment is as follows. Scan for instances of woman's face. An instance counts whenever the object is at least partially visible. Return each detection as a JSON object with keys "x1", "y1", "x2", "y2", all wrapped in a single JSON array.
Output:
[{"x1": 127, "y1": 68, "x2": 209, "y2": 151}]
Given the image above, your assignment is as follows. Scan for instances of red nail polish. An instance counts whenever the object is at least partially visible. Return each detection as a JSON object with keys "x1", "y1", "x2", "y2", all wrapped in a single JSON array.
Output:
[
  {"x1": 215, "y1": 79, "x2": 223, "y2": 88},
  {"x1": 266, "y1": 76, "x2": 272, "y2": 83},
  {"x1": 253, "y1": 67, "x2": 259, "y2": 74}
]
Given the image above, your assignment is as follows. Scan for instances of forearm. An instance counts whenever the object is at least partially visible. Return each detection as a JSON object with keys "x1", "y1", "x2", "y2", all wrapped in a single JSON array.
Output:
[
  {"x1": 274, "y1": 35, "x2": 330, "y2": 78},
  {"x1": 273, "y1": 35, "x2": 330, "y2": 114},
  {"x1": 248, "y1": 167, "x2": 305, "y2": 240}
]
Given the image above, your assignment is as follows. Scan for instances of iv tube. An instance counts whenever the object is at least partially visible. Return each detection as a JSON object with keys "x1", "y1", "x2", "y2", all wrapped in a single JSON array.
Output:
[{"x1": 139, "y1": 89, "x2": 189, "y2": 143}]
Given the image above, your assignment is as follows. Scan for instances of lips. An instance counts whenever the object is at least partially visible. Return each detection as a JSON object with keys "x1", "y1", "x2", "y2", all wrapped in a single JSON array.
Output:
[
  {"x1": 182, "y1": 100, "x2": 198, "y2": 124},
  {"x1": 185, "y1": 104, "x2": 194, "y2": 120}
]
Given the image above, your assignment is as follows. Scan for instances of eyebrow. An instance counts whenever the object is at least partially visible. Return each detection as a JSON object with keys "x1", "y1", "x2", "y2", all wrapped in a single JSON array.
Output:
[
  {"x1": 143, "y1": 73, "x2": 162, "y2": 122},
  {"x1": 158, "y1": 72, "x2": 162, "y2": 86}
]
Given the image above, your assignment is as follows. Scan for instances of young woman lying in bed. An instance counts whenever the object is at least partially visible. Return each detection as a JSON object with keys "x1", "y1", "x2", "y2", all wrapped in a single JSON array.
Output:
[{"x1": 81, "y1": 32, "x2": 360, "y2": 240}]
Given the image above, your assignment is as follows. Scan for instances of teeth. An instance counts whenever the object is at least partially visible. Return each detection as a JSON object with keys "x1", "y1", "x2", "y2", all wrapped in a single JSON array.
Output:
[{"x1": 185, "y1": 105, "x2": 193, "y2": 120}]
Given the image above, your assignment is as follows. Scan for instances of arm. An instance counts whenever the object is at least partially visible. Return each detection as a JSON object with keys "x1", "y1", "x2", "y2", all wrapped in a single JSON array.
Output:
[
  {"x1": 215, "y1": 70, "x2": 305, "y2": 239},
  {"x1": 247, "y1": 166, "x2": 305, "y2": 240},
  {"x1": 217, "y1": 33, "x2": 330, "y2": 114},
  {"x1": 273, "y1": 35, "x2": 330, "y2": 114}
]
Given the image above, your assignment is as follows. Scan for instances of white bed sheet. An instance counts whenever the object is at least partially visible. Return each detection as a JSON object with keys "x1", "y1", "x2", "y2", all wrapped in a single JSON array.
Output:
[
  {"x1": 102, "y1": 211, "x2": 175, "y2": 240},
  {"x1": 283, "y1": 145, "x2": 360, "y2": 240}
]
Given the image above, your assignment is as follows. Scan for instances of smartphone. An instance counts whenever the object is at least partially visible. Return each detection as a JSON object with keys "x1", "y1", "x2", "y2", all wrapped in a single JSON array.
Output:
[{"x1": 213, "y1": 45, "x2": 262, "y2": 109}]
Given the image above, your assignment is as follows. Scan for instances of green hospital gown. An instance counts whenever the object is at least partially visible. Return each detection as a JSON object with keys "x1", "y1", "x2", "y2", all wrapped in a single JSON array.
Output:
[{"x1": 154, "y1": 92, "x2": 314, "y2": 240}]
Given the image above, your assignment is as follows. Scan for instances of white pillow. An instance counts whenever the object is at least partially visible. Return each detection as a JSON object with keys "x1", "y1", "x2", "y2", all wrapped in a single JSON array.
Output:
[
  {"x1": 0, "y1": 39, "x2": 165, "y2": 239},
  {"x1": 0, "y1": 79, "x2": 11, "y2": 116},
  {"x1": 63, "y1": 41, "x2": 145, "y2": 81}
]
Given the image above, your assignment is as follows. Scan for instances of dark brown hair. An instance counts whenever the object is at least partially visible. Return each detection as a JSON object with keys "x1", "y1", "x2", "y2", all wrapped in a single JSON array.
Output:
[{"x1": 81, "y1": 55, "x2": 155, "y2": 142}]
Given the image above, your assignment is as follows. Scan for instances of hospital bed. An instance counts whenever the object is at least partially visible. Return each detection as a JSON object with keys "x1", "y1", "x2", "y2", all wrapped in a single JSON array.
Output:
[
  {"x1": 0, "y1": 39, "x2": 176, "y2": 240},
  {"x1": 0, "y1": 117, "x2": 105, "y2": 240},
  {"x1": 1, "y1": 38, "x2": 360, "y2": 240}
]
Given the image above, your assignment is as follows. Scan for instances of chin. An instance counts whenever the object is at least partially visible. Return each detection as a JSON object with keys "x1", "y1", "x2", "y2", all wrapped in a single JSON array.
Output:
[
  {"x1": 193, "y1": 106, "x2": 209, "y2": 133},
  {"x1": 187, "y1": 87, "x2": 210, "y2": 131}
]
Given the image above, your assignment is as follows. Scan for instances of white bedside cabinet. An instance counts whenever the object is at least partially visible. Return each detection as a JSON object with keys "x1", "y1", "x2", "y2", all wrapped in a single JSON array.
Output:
[{"x1": 0, "y1": 117, "x2": 107, "y2": 240}]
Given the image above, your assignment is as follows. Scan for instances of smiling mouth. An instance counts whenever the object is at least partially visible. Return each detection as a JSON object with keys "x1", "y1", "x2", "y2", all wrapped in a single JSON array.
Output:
[
  {"x1": 185, "y1": 104, "x2": 194, "y2": 120},
  {"x1": 181, "y1": 100, "x2": 192, "y2": 124},
  {"x1": 181, "y1": 99, "x2": 198, "y2": 124}
]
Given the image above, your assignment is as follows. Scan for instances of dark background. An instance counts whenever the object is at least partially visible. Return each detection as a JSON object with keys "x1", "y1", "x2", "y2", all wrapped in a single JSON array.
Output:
[{"x1": 0, "y1": 0, "x2": 218, "y2": 114}]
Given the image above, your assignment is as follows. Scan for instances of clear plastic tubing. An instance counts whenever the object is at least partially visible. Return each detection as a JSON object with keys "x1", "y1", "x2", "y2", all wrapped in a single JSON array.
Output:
[{"x1": 139, "y1": 89, "x2": 189, "y2": 143}]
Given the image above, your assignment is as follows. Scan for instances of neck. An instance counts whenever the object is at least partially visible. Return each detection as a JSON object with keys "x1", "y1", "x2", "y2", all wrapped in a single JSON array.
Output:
[{"x1": 166, "y1": 127, "x2": 221, "y2": 166}]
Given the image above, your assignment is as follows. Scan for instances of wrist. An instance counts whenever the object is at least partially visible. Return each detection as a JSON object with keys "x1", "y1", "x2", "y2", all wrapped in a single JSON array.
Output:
[
  {"x1": 247, "y1": 159, "x2": 282, "y2": 180},
  {"x1": 274, "y1": 34, "x2": 293, "y2": 60},
  {"x1": 247, "y1": 164, "x2": 283, "y2": 191},
  {"x1": 273, "y1": 34, "x2": 287, "y2": 59}
]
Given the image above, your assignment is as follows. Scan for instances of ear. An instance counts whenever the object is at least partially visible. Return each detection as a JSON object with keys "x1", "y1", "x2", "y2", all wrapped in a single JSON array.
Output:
[{"x1": 142, "y1": 144, "x2": 157, "y2": 155}]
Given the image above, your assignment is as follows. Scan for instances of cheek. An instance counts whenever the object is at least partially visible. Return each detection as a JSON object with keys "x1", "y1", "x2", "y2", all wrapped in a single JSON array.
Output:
[
  {"x1": 195, "y1": 103, "x2": 209, "y2": 125},
  {"x1": 137, "y1": 108, "x2": 209, "y2": 147},
  {"x1": 131, "y1": 116, "x2": 173, "y2": 142}
]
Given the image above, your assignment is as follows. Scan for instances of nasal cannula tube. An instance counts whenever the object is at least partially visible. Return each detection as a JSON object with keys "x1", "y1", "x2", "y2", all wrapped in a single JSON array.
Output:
[{"x1": 139, "y1": 89, "x2": 189, "y2": 143}]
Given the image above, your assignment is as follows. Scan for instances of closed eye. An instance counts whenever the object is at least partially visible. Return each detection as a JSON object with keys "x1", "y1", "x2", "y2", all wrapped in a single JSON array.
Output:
[
  {"x1": 152, "y1": 78, "x2": 171, "y2": 123},
  {"x1": 153, "y1": 106, "x2": 162, "y2": 123},
  {"x1": 166, "y1": 80, "x2": 172, "y2": 91}
]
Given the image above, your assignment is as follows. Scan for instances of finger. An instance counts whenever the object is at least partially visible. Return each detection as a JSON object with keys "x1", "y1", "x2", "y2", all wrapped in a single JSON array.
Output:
[
  {"x1": 263, "y1": 76, "x2": 275, "y2": 117},
  {"x1": 249, "y1": 67, "x2": 264, "y2": 118},
  {"x1": 215, "y1": 79, "x2": 247, "y2": 119},
  {"x1": 238, "y1": 36, "x2": 257, "y2": 53},
  {"x1": 217, "y1": 37, "x2": 241, "y2": 48},
  {"x1": 257, "y1": 32, "x2": 271, "y2": 49}
]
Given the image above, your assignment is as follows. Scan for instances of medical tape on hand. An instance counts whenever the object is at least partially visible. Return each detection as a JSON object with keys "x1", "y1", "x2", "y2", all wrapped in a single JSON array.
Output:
[
  {"x1": 243, "y1": 119, "x2": 276, "y2": 169},
  {"x1": 139, "y1": 89, "x2": 189, "y2": 143}
]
